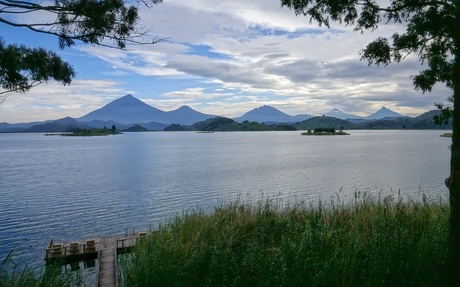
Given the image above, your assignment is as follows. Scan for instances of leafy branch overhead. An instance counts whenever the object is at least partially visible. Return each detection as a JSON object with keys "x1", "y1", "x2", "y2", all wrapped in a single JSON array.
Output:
[
  {"x1": 282, "y1": 0, "x2": 455, "y2": 94},
  {"x1": 0, "y1": 0, "x2": 163, "y2": 49},
  {"x1": 0, "y1": 0, "x2": 162, "y2": 101},
  {"x1": 0, "y1": 40, "x2": 75, "y2": 102},
  {"x1": 282, "y1": 0, "x2": 460, "y2": 285}
]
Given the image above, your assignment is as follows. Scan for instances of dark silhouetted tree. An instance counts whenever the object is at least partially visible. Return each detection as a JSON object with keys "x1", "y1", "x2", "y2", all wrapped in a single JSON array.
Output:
[
  {"x1": 281, "y1": 0, "x2": 460, "y2": 285},
  {"x1": 0, "y1": 0, "x2": 162, "y2": 102}
]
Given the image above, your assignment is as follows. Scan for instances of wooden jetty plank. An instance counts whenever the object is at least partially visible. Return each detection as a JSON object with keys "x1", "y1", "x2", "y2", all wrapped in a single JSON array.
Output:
[{"x1": 97, "y1": 236, "x2": 118, "y2": 287}]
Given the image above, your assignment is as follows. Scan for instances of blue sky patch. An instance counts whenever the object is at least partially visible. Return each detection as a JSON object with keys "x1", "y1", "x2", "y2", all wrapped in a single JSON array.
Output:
[{"x1": 187, "y1": 44, "x2": 232, "y2": 60}]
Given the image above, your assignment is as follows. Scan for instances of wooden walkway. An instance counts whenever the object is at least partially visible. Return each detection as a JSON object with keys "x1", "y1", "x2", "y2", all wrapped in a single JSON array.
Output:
[
  {"x1": 46, "y1": 232, "x2": 148, "y2": 287},
  {"x1": 97, "y1": 236, "x2": 117, "y2": 287}
]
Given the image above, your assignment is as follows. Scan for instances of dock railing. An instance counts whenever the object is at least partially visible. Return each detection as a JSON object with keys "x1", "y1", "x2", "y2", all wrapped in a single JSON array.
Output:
[{"x1": 45, "y1": 240, "x2": 99, "y2": 261}]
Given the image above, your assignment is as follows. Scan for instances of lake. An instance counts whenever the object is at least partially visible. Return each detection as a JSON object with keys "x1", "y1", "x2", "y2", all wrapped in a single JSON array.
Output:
[{"x1": 0, "y1": 130, "x2": 451, "y2": 272}]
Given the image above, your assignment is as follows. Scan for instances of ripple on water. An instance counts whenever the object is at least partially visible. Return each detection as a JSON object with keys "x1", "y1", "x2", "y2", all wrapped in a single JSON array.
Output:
[{"x1": 0, "y1": 131, "x2": 450, "y2": 270}]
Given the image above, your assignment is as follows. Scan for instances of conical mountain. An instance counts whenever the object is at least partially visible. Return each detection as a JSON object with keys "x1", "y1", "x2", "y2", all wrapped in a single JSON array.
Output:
[
  {"x1": 325, "y1": 108, "x2": 361, "y2": 119},
  {"x1": 163, "y1": 105, "x2": 214, "y2": 125},
  {"x1": 234, "y1": 105, "x2": 301, "y2": 123},
  {"x1": 79, "y1": 94, "x2": 166, "y2": 124},
  {"x1": 366, "y1": 107, "x2": 403, "y2": 120}
]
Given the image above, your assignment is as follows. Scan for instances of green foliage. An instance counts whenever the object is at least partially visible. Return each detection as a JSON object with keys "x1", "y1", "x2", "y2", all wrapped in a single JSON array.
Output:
[
  {"x1": 192, "y1": 117, "x2": 237, "y2": 131},
  {"x1": 314, "y1": 127, "x2": 335, "y2": 133},
  {"x1": 0, "y1": 253, "x2": 82, "y2": 287},
  {"x1": 0, "y1": 39, "x2": 74, "y2": 102},
  {"x1": 125, "y1": 124, "x2": 149, "y2": 132},
  {"x1": 63, "y1": 128, "x2": 121, "y2": 136},
  {"x1": 0, "y1": 0, "x2": 162, "y2": 99},
  {"x1": 295, "y1": 116, "x2": 354, "y2": 130},
  {"x1": 164, "y1": 123, "x2": 195, "y2": 131},
  {"x1": 434, "y1": 97, "x2": 454, "y2": 125},
  {"x1": 191, "y1": 117, "x2": 273, "y2": 131},
  {"x1": 281, "y1": 0, "x2": 456, "y2": 121},
  {"x1": 440, "y1": 133, "x2": 453, "y2": 138},
  {"x1": 120, "y1": 195, "x2": 449, "y2": 286}
]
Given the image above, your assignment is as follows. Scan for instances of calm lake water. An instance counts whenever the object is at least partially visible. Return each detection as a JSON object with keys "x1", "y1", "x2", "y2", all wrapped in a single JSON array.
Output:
[{"x1": 0, "y1": 130, "x2": 451, "y2": 271}]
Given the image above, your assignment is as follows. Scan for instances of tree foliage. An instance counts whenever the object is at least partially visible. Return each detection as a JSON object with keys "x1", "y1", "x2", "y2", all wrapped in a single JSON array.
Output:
[
  {"x1": 281, "y1": 0, "x2": 460, "y2": 285},
  {"x1": 281, "y1": 0, "x2": 455, "y2": 93},
  {"x1": 0, "y1": 0, "x2": 162, "y2": 101},
  {"x1": 0, "y1": 39, "x2": 75, "y2": 103}
]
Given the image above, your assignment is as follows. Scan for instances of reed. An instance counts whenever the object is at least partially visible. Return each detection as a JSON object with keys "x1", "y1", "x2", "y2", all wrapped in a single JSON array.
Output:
[
  {"x1": 0, "y1": 253, "x2": 83, "y2": 287},
  {"x1": 119, "y1": 193, "x2": 449, "y2": 287}
]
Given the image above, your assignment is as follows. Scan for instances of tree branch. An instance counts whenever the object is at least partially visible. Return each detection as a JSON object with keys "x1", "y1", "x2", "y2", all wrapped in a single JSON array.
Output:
[{"x1": 359, "y1": 0, "x2": 455, "y2": 15}]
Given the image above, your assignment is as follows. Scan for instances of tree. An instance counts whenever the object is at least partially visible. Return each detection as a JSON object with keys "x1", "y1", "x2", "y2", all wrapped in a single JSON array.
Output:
[
  {"x1": 281, "y1": 0, "x2": 459, "y2": 285},
  {"x1": 0, "y1": 39, "x2": 75, "y2": 103},
  {"x1": 0, "y1": 0, "x2": 162, "y2": 102}
]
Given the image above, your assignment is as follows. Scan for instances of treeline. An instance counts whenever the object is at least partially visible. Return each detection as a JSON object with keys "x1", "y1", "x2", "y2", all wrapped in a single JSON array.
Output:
[
  {"x1": 313, "y1": 127, "x2": 336, "y2": 133},
  {"x1": 62, "y1": 125, "x2": 120, "y2": 136},
  {"x1": 164, "y1": 117, "x2": 297, "y2": 132}
]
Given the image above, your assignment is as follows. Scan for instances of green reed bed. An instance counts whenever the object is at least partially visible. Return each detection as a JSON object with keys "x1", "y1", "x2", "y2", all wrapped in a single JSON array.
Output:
[
  {"x1": 120, "y1": 194, "x2": 449, "y2": 287},
  {"x1": 0, "y1": 253, "x2": 83, "y2": 287}
]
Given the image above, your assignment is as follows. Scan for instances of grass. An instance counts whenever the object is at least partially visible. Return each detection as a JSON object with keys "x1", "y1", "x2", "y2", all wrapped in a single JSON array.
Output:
[
  {"x1": 119, "y1": 193, "x2": 449, "y2": 287},
  {"x1": 0, "y1": 253, "x2": 84, "y2": 287}
]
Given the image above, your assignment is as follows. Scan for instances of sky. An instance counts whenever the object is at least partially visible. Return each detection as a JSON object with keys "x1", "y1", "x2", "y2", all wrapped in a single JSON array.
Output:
[{"x1": 0, "y1": 0, "x2": 451, "y2": 123}]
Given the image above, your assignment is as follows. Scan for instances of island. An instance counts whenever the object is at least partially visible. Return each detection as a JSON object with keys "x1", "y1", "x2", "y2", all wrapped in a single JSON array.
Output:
[
  {"x1": 57, "y1": 125, "x2": 122, "y2": 136},
  {"x1": 301, "y1": 128, "x2": 349, "y2": 136},
  {"x1": 440, "y1": 132, "x2": 453, "y2": 138}
]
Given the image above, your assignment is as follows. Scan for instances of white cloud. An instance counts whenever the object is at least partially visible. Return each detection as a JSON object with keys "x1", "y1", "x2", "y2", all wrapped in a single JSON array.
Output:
[
  {"x1": 1, "y1": 0, "x2": 450, "y2": 122},
  {"x1": 1, "y1": 80, "x2": 131, "y2": 123}
]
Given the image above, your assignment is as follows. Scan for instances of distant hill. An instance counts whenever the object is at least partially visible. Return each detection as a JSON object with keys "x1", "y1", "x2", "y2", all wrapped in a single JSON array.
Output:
[
  {"x1": 24, "y1": 117, "x2": 89, "y2": 132},
  {"x1": 165, "y1": 117, "x2": 290, "y2": 131},
  {"x1": 234, "y1": 105, "x2": 310, "y2": 123},
  {"x1": 0, "y1": 120, "x2": 52, "y2": 132},
  {"x1": 325, "y1": 108, "x2": 361, "y2": 120},
  {"x1": 365, "y1": 107, "x2": 403, "y2": 120},
  {"x1": 124, "y1": 124, "x2": 150, "y2": 132},
  {"x1": 294, "y1": 116, "x2": 356, "y2": 131},
  {"x1": 140, "y1": 122, "x2": 169, "y2": 131},
  {"x1": 352, "y1": 109, "x2": 451, "y2": 129}
]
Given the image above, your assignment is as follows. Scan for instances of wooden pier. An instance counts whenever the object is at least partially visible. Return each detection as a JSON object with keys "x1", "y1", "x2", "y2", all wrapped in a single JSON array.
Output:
[{"x1": 45, "y1": 232, "x2": 148, "y2": 287}]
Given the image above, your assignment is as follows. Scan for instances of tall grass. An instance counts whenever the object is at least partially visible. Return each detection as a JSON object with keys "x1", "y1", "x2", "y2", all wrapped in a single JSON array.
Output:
[
  {"x1": 0, "y1": 253, "x2": 84, "y2": 287},
  {"x1": 120, "y1": 193, "x2": 449, "y2": 287}
]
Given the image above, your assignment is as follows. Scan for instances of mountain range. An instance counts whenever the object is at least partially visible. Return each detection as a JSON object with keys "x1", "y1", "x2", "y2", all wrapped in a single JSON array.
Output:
[
  {"x1": 78, "y1": 94, "x2": 214, "y2": 125},
  {"x1": 0, "y1": 94, "x2": 447, "y2": 132}
]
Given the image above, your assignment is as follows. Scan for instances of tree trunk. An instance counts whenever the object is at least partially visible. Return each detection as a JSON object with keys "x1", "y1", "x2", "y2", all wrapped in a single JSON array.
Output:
[{"x1": 447, "y1": 30, "x2": 460, "y2": 286}]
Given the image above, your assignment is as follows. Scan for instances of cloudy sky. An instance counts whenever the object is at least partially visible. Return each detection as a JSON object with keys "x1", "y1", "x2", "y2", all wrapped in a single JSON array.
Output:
[{"x1": 0, "y1": 0, "x2": 450, "y2": 123}]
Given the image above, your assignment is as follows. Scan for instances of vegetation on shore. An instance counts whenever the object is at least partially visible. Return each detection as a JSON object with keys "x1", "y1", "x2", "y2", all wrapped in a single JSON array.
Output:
[
  {"x1": 165, "y1": 117, "x2": 279, "y2": 132},
  {"x1": 119, "y1": 194, "x2": 449, "y2": 286},
  {"x1": 0, "y1": 255, "x2": 82, "y2": 287},
  {"x1": 301, "y1": 127, "x2": 349, "y2": 136},
  {"x1": 62, "y1": 125, "x2": 121, "y2": 136},
  {"x1": 163, "y1": 113, "x2": 452, "y2": 133},
  {"x1": 440, "y1": 132, "x2": 453, "y2": 138}
]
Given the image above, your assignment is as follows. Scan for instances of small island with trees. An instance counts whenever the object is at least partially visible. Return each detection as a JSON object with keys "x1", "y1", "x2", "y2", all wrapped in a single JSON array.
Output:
[
  {"x1": 61, "y1": 125, "x2": 122, "y2": 136},
  {"x1": 301, "y1": 127, "x2": 349, "y2": 136}
]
